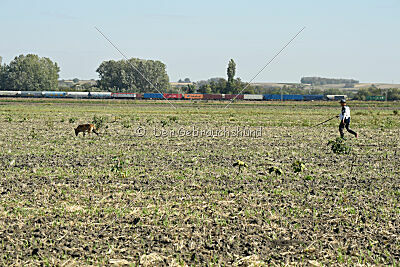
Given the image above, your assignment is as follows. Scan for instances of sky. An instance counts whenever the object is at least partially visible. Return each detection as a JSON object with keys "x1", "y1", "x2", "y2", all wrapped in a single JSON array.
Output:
[{"x1": 0, "y1": 0, "x2": 399, "y2": 83}]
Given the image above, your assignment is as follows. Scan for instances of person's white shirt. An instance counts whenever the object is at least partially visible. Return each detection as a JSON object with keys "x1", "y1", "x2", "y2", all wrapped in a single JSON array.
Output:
[{"x1": 340, "y1": 106, "x2": 350, "y2": 120}]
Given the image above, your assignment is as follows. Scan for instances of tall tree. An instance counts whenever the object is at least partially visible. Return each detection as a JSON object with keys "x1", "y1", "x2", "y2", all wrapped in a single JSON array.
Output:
[
  {"x1": 227, "y1": 59, "x2": 236, "y2": 86},
  {"x1": 0, "y1": 54, "x2": 59, "y2": 91},
  {"x1": 96, "y1": 58, "x2": 170, "y2": 92}
]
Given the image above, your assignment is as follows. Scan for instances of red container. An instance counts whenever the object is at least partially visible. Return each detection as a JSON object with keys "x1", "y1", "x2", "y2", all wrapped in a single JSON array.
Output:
[
  {"x1": 164, "y1": 93, "x2": 182, "y2": 99},
  {"x1": 136, "y1": 93, "x2": 142, "y2": 99},
  {"x1": 203, "y1": 94, "x2": 222, "y2": 100},
  {"x1": 224, "y1": 94, "x2": 244, "y2": 100}
]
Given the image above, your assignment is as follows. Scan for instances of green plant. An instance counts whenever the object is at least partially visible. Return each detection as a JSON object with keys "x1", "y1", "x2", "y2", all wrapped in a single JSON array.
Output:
[
  {"x1": 160, "y1": 119, "x2": 169, "y2": 127},
  {"x1": 111, "y1": 157, "x2": 128, "y2": 178},
  {"x1": 92, "y1": 115, "x2": 106, "y2": 129},
  {"x1": 328, "y1": 137, "x2": 351, "y2": 154},
  {"x1": 233, "y1": 160, "x2": 248, "y2": 172},
  {"x1": 304, "y1": 175, "x2": 314, "y2": 181},
  {"x1": 168, "y1": 116, "x2": 178, "y2": 122},
  {"x1": 69, "y1": 117, "x2": 77, "y2": 123},
  {"x1": 292, "y1": 160, "x2": 305, "y2": 173},
  {"x1": 121, "y1": 120, "x2": 131, "y2": 128}
]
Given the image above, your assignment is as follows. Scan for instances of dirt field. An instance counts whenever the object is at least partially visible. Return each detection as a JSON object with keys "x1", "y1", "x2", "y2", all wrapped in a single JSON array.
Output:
[{"x1": 0, "y1": 99, "x2": 399, "y2": 266}]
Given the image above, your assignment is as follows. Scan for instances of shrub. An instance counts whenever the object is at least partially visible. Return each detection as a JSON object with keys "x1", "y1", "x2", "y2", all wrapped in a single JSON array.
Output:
[
  {"x1": 328, "y1": 137, "x2": 351, "y2": 154},
  {"x1": 92, "y1": 115, "x2": 106, "y2": 129},
  {"x1": 292, "y1": 160, "x2": 305, "y2": 173}
]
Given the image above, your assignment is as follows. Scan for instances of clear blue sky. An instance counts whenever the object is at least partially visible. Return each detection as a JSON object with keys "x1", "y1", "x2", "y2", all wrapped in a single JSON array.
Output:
[{"x1": 1, "y1": 0, "x2": 399, "y2": 83}]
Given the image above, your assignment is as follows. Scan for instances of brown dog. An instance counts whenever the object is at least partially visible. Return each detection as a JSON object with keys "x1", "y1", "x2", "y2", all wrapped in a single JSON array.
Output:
[{"x1": 74, "y1": 124, "x2": 98, "y2": 136}]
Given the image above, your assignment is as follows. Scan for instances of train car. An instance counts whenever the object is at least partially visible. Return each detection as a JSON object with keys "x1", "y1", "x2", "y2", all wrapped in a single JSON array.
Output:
[
  {"x1": 164, "y1": 93, "x2": 182, "y2": 99},
  {"x1": 263, "y1": 94, "x2": 282, "y2": 101},
  {"x1": 326, "y1": 95, "x2": 347, "y2": 101},
  {"x1": 111, "y1": 92, "x2": 137, "y2": 99},
  {"x1": 366, "y1": 95, "x2": 385, "y2": 101},
  {"x1": 143, "y1": 93, "x2": 164, "y2": 99},
  {"x1": 66, "y1": 92, "x2": 89, "y2": 98},
  {"x1": 203, "y1": 94, "x2": 222, "y2": 100},
  {"x1": 20, "y1": 91, "x2": 43, "y2": 97},
  {"x1": 283, "y1": 94, "x2": 303, "y2": 101},
  {"x1": 42, "y1": 91, "x2": 67, "y2": 98},
  {"x1": 223, "y1": 94, "x2": 244, "y2": 100},
  {"x1": 244, "y1": 94, "x2": 263, "y2": 100},
  {"x1": 304, "y1": 95, "x2": 324, "y2": 101},
  {"x1": 183, "y1": 94, "x2": 203, "y2": 100},
  {"x1": 89, "y1": 92, "x2": 112, "y2": 99},
  {"x1": 0, "y1": 91, "x2": 21, "y2": 97},
  {"x1": 136, "y1": 93, "x2": 143, "y2": 99}
]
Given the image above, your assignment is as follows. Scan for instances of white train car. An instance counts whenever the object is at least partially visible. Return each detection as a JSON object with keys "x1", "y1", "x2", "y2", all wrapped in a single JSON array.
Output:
[
  {"x1": 111, "y1": 92, "x2": 136, "y2": 99},
  {"x1": 244, "y1": 94, "x2": 263, "y2": 100},
  {"x1": 0, "y1": 91, "x2": 21, "y2": 97},
  {"x1": 89, "y1": 92, "x2": 112, "y2": 98},
  {"x1": 326, "y1": 95, "x2": 347, "y2": 101},
  {"x1": 66, "y1": 92, "x2": 89, "y2": 98}
]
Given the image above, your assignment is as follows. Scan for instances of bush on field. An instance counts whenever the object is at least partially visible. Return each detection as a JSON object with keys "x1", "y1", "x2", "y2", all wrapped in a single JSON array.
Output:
[{"x1": 328, "y1": 137, "x2": 351, "y2": 154}]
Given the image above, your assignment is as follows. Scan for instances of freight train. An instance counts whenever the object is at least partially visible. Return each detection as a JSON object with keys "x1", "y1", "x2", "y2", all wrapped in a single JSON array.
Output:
[{"x1": 0, "y1": 91, "x2": 332, "y2": 101}]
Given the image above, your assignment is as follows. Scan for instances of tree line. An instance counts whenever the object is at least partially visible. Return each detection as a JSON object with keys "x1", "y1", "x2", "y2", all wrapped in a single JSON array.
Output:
[
  {"x1": 0, "y1": 54, "x2": 169, "y2": 93},
  {"x1": 301, "y1": 77, "x2": 359, "y2": 85},
  {"x1": 1, "y1": 54, "x2": 399, "y2": 100},
  {"x1": 353, "y1": 86, "x2": 400, "y2": 101}
]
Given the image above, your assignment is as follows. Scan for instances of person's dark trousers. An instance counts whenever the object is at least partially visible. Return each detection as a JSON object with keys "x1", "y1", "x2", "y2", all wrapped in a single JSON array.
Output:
[{"x1": 339, "y1": 118, "x2": 357, "y2": 138}]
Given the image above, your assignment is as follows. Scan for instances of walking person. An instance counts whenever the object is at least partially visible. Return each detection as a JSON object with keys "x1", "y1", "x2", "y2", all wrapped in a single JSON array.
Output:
[{"x1": 338, "y1": 99, "x2": 358, "y2": 138}]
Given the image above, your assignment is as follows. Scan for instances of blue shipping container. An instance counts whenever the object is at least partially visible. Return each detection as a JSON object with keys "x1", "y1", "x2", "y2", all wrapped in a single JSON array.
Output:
[
  {"x1": 304, "y1": 95, "x2": 324, "y2": 101},
  {"x1": 263, "y1": 94, "x2": 282, "y2": 100},
  {"x1": 283, "y1": 95, "x2": 303, "y2": 101},
  {"x1": 143, "y1": 93, "x2": 163, "y2": 99}
]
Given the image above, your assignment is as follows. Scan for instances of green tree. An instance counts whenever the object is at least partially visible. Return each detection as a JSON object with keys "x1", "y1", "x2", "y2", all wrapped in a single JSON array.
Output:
[
  {"x1": 0, "y1": 54, "x2": 59, "y2": 91},
  {"x1": 227, "y1": 59, "x2": 236, "y2": 92},
  {"x1": 198, "y1": 84, "x2": 212, "y2": 94},
  {"x1": 0, "y1": 64, "x2": 6, "y2": 90},
  {"x1": 186, "y1": 84, "x2": 196, "y2": 93},
  {"x1": 96, "y1": 58, "x2": 170, "y2": 93}
]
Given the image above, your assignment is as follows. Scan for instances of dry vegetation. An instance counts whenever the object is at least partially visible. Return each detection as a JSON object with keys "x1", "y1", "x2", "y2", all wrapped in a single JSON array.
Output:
[{"x1": 0, "y1": 99, "x2": 399, "y2": 266}]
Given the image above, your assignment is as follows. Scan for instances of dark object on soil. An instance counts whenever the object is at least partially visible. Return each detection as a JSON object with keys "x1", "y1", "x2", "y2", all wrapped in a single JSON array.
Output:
[
  {"x1": 268, "y1": 166, "x2": 283, "y2": 175},
  {"x1": 233, "y1": 160, "x2": 248, "y2": 172},
  {"x1": 31, "y1": 248, "x2": 39, "y2": 256},
  {"x1": 292, "y1": 160, "x2": 305, "y2": 173}
]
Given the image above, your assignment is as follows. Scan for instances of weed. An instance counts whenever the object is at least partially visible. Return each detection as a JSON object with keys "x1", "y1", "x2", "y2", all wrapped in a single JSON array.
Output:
[
  {"x1": 160, "y1": 119, "x2": 169, "y2": 127},
  {"x1": 110, "y1": 156, "x2": 128, "y2": 178},
  {"x1": 69, "y1": 117, "x2": 77, "y2": 123},
  {"x1": 328, "y1": 137, "x2": 351, "y2": 154},
  {"x1": 168, "y1": 116, "x2": 178, "y2": 123},
  {"x1": 292, "y1": 160, "x2": 305, "y2": 173},
  {"x1": 122, "y1": 120, "x2": 132, "y2": 128},
  {"x1": 304, "y1": 175, "x2": 314, "y2": 181},
  {"x1": 92, "y1": 115, "x2": 106, "y2": 129}
]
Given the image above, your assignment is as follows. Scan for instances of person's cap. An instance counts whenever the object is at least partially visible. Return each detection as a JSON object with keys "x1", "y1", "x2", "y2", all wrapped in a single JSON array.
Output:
[{"x1": 339, "y1": 99, "x2": 346, "y2": 103}]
